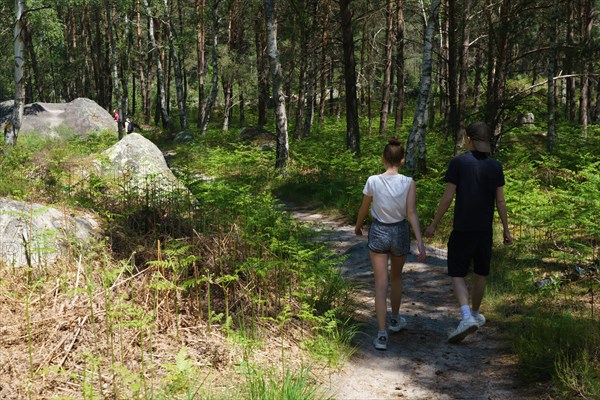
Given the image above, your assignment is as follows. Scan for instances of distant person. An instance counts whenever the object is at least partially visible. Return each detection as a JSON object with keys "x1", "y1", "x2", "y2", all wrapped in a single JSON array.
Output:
[
  {"x1": 113, "y1": 108, "x2": 119, "y2": 123},
  {"x1": 355, "y1": 137, "x2": 426, "y2": 351},
  {"x1": 425, "y1": 121, "x2": 513, "y2": 344},
  {"x1": 125, "y1": 117, "x2": 134, "y2": 134}
]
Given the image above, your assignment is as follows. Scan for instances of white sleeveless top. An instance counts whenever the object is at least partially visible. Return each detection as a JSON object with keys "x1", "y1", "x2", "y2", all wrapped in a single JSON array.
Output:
[{"x1": 362, "y1": 174, "x2": 412, "y2": 223}]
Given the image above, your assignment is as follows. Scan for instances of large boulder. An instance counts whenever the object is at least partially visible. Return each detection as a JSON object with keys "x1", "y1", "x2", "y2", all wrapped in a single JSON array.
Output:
[
  {"x1": 0, "y1": 98, "x2": 117, "y2": 138},
  {"x1": 98, "y1": 133, "x2": 193, "y2": 202},
  {"x1": 0, "y1": 198, "x2": 101, "y2": 267}
]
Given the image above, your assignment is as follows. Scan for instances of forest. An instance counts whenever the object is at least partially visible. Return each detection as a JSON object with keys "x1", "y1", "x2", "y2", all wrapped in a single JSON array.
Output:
[{"x1": 0, "y1": 0, "x2": 599, "y2": 398}]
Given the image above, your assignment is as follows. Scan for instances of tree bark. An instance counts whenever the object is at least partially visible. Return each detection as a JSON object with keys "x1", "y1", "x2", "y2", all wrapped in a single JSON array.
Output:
[
  {"x1": 7, "y1": 0, "x2": 26, "y2": 146},
  {"x1": 302, "y1": 0, "x2": 318, "y2": 138},
  {"x1": 104, "y1": 0, "x2": 124, "y2": 139},
  {"x1": 379, "y1": 0, "x2": 394, "y2": 134},
  {"x1": 484, "y1": 0, "x2": 510, "y2": 142},
  {"x1": 565, "y1": 1, "x2": 576, "y2": 121},
  {"x1": 255, "y1": 12, "x2": 269, "y2": 129},
  {"x1": 339, "y1": 0, "x2": 360, "y2": 156},
  {"x1": 393, "y1": 0, "x2": 405, "y2": 131},
  {"x1": 455, "y1": 0, "x2": 470, "y2": 154},
  {"x1": 164, "y1": 0, "x2": 188, "y2": 130},
  {"x1": 578, "y1": 0, "x2": 593, "y2": 129},
  {"x1": 143, "y1": 0, "x2": 171, "y2": 129},
  {"x1": 265, "y1": 0, "x2": 289, "y2": 171},
  {"x1": 547, "y1": 0, "x2": 558, "y2": 152},
  {"x1": 196, "y1": 0, "x2": 206, "y2": 128},
  {"x1": 405, "y1": 0, "x2": 440, "y2": 175},
  {"x1": 200, "y1": 0, "x2": 220, "y2": 134}
]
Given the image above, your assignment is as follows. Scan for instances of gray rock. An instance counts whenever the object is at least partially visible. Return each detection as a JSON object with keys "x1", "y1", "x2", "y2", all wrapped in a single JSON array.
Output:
[
  {"x1": 519, "y1": 112, "x2": 535, "y2": 125},
  {"x1": 99, "y1": 133, "x2": 193, "y2": 202},
  {"x1": 0, "y1": 97, "x2": 117, "y2": 138},
  {"x1": 0, "y1": 197, "x2": 101, "y2": 267},
  {"x1": 173, "y1": 130, "x2": 194, "y2": 143}
]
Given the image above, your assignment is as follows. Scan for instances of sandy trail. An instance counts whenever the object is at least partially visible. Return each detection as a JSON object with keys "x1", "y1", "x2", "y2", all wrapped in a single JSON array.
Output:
[{"x1": 291, "y1": 207, "x2": 541, "y2": 400}]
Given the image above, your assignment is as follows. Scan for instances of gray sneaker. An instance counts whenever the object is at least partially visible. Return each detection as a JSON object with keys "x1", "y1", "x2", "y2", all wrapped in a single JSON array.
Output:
[
  {"x1": 388, "y1": 316, "x2": 407, "y2": 332},
  {"x1": 473, "y1": 313, "x2": 486, "y2": 327},
  {"x1": 448, "y1": 316, "x2": 478, "y2": 344},
  {"x1": 373, "y1": 334, "x2": 387, "y2": 350}
]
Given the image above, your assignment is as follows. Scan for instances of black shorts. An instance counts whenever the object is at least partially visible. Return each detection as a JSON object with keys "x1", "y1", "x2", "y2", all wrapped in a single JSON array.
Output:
[{"x1": 447, "y1": 230, "x2": 493, "y2": 277}]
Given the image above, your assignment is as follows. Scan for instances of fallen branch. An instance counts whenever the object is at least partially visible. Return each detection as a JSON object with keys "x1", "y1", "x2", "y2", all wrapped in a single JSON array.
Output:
[{"x1": 58, "y1": 315, "x2": 88, "y2": 370}]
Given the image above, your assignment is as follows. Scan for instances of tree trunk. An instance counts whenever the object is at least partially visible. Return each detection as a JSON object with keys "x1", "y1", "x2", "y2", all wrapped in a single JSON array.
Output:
[
  {"x1": 455, "y1": 0, "x2": 470, "y2": 154},
  {"x1": 196, "y1": 0, "x2": 206, "y2": 128},
  {"x1": 302, "y1": 0, "x2": 318, "y2": 138},
  {"x1": 104, "y1": 0, "x2": 124, "y2": 139},
  {"x1": 164, "y1": 0, "x2": 188, "y2": 130},
  {"x1": 222, "y1": 79, "x2": 233, "y2": 131},
  {"x1": 578, "y1": 0, "x2": 593, "y2": 129},
  {"x1": 565, "y1": 1, "x2": 576, "y2": 121},
  {"x1": 200, "y1": 0, "x2": 220, "y2": 134},
  {"x1": 136, "y1": 0, "x2": 149, "y2": 121},
  {"x1": 255, "y1": 12, "x2": 269, "y2": 129},
  {"x1": 293, "y1": 23, "x2": 307, "y2": 138},
  {"x1": 446, "y1": 0, "x2": 460, "y2": 149},
  {"x1": 379, "y1": 0, "x2": 394, "y2": 134},
  {"x1": 318, "y1": 6, "x2": 331, "y2": 125},
  {"x1": 485, "y1": 0, "x2": 510, "y2": 142},
  {"x1": 405, "y1": 0, "x2": 440, "y2": 175},
  {"x1": 142, "y1": 0, "x2": 170, "y2": 129},
  {"x1": 265, "y1": 0, "x2": 289, "y2": 171},
  {"x1": 23, "y1": 20, "x2": 44, "y2": 102},
  {"x1": 547, "y1": 0, "x2": 558, "y2": 152},
  {"x1": 393, "y1": 0, "x2": 405, "y2": 131},
  {"x1": 7, "y1": 0, "x2": 26, "y2": 146},
  {"x1": 339, "y1": 0, "x2": 360, "y2": 156}
]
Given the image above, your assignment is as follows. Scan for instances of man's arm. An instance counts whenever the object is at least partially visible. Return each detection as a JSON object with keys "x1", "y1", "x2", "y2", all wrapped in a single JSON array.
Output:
[
  {"x1": 495, "y1": 186, "x2": 513, "y2": 244},
  {"x1": 406, "y1": 181, "x2": 426, "y2": 261},
  {"x1": 425, "y1": 182, "x2": 456, "y2": 237}
]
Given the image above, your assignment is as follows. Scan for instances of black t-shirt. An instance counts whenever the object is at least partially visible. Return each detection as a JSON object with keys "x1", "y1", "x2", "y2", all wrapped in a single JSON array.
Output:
[{"x1": 444, "y1": 151, "x2": 505, "y2": 232}]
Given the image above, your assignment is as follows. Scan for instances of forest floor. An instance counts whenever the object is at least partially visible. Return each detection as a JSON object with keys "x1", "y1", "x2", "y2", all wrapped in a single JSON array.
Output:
[{"x1": 290, "y1": 206, "x2": 547, "y2": 400}]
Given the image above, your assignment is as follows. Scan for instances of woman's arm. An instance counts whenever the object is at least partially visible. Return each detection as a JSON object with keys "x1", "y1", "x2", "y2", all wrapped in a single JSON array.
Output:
[{"x1": 355, "y1": 195, "x2": 372, "y2": 236}]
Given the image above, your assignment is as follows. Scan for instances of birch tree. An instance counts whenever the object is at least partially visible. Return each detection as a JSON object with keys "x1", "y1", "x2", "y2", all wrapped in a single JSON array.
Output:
[
  {"x1": 142, "y1": 0, "x2": 171, "y2": 129},
  {"x1": 163, "y1": 0, "x2": 188, "y2": 130},
  {"x1": 265, "y1": 0, "x2": 289, "y2": 171},
  {"x1": 7, "y1": 0, "x2": 26, "y2": 146},
  {"x1": 405, "y1": 0, "x2": 441, "y2": 175}
]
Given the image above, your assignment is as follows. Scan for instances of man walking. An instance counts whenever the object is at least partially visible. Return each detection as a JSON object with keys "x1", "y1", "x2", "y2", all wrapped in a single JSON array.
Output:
[{"x1": 425, "y1": 121, "x2": 513, "y2": 343}]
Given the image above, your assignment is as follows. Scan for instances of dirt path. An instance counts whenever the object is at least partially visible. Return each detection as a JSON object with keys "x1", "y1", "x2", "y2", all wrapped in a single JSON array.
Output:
[{"x1": 290, "y1": 207, "x2": 541, "y2": 400}]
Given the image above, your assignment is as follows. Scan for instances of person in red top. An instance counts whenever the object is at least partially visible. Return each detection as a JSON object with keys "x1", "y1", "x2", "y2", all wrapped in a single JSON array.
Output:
[
  {"x1": 426, "y1": 121, "x2": 513, "y2": 344},
  {"x1": 113, "y1": 109, "x2": 119, "y2": 122}
]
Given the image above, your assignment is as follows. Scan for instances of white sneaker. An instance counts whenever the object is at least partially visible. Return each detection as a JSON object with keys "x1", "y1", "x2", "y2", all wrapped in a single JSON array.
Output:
[
  {"x1": 388, "y1": 316, "x2": 407, "y2": 332},
  {"x1": 373, "y1": 334, "x2": 387, "y2": 350},
  {"x1": 473, "y1": 313, "x2": 486, "y2": 327},
  {"x1": 448, "y1": 316, "x2": 478, "y2": 344}
]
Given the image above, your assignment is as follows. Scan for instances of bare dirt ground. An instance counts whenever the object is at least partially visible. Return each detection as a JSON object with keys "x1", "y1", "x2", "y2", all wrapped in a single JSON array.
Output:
[{"x1": 291, "y1": 206, "x2": 545, "y2": 400}]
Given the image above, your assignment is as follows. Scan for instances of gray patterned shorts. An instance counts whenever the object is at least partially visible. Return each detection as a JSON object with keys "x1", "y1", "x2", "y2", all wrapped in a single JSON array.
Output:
[{"x1": 368, "y1": 219, "x2": 410, "y2": 256}]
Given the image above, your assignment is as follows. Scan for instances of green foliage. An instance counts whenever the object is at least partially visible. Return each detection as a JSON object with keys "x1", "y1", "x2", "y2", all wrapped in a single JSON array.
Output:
[
  {"x1": 512, "y1": 314, "x2": 600, "y2": 383},
  {"x1": 555, "y1": 350, "x2": 600, "y2": 399},
  {"x1": 243, "y1": 365, "x2": 328, "y2": 400}
]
